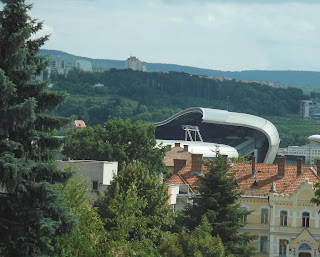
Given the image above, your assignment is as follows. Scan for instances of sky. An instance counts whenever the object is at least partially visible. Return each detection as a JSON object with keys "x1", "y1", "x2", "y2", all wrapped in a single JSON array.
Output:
[{"x1": 3, "y1": 0, "x2": 320, "y2": 71}]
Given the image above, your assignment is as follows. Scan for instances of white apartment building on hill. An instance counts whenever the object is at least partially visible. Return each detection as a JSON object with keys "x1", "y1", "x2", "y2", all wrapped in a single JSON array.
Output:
[{"x1": 125, "y1": 56, "x2": 146, "y2": 71}]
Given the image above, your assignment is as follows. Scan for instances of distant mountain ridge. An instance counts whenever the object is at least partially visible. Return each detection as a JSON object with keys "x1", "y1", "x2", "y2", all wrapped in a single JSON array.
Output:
[{"x1": 40, "y1": 49, "x2": 320, "y2": 90}]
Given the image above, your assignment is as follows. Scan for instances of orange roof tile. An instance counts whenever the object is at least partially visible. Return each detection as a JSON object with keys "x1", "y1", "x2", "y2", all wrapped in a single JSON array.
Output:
[
  {"x1": 231, "y1": 163, "x2": 319, "y2": 196},
  {"x1": 166, "y1": 161, "x2": 320, "y2": 197}
]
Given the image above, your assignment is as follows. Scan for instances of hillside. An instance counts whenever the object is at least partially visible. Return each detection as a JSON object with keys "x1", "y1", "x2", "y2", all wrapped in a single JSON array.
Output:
[
  {"x1": 47, "y1": 68, "x2": 316, "y2": 147},
  {"x1": 41, "y1": 49, "x2": 320, "y2": 91}
]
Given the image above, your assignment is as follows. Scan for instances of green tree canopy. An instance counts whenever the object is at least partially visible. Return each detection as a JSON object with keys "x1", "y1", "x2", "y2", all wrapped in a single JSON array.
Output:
[
  {"x1": 0, "y1": 1, "x2": 75, "y2": 255},
  {"x1": 63, "y1": 118, "x2": 166, "y2": 173},
  {"x1": 52, "y1": 174, "x2": 110, "y2": 257},
  {"x1": 179, "y1": 155, "x2": 256, "y2": 256},
  {"x1": 159, "y1": 216, "x2": 229, "y2": 257},
  {"x1": 95, "y1": 161, "x2": 174, "y2": 246}
]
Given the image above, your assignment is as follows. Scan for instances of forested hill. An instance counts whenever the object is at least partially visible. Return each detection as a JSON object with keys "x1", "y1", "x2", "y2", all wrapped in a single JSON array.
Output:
[
  {"x1": 50, "y1": 68, "x2": 308, "y2": 126},
  {"x1": 41, "y1": 49, "x2": 320, "y2": 89}
]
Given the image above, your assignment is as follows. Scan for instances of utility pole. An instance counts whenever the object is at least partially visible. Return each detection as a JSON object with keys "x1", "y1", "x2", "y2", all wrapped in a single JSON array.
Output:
[{"x1": 227, "y1": 96, "x2": 229, "y2": 111}]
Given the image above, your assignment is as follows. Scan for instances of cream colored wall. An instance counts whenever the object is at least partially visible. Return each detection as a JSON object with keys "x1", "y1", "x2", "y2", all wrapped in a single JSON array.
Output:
[
  {"x1": 57, "y1": 160, "x2": 117, "y2": 201},
  {"x1": 239, "y1": 179, "x2": 320, "y2": 257}
]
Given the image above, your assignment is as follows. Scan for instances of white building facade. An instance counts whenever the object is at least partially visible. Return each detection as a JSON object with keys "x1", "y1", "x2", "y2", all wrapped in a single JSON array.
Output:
[
  {"x1": 57, "y1": 160, "x2": 118, "y2": 200},
  {"x1": 278, "y1": 145, "x2": 320, "y2": 164},
  {"x1": 125, "y1": 56, "x2": 146, "y2": 71},
  {"x1": 300, "y1": 100, "x2": 320, "y2": 120}
]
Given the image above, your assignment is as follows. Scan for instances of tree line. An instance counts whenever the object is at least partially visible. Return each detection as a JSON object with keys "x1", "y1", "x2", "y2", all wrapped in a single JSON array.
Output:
[{"x1": 49, "y1": 67, "x2": 308, "y2": 126}]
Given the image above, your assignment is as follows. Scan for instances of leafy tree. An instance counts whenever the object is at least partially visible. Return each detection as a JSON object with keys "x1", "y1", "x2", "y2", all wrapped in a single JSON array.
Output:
[
  {"x1": 49, "y1": 67, "x2": 308, "y2": 125},
  {"x1": 95, "y1": 162, "x2": 174, "y2": 246},
  {"x1": 52, "y1": 174, "x2": 110, "y2": 257},
  {"x1": 159, "y1": 216, "x2": 229, "y2": 257},
  {"x1": 231, "y1": 154, "x2": 251, "y2": 163},
  {"x1": 180, "y1": 155, "x2": 256, "y2": 256},
  {"x1": 63, "y1": 118, "x2": 166, "y2": 173},
  {"x1": 0, "y1": 1, "x2": 76, "y2": 255}
]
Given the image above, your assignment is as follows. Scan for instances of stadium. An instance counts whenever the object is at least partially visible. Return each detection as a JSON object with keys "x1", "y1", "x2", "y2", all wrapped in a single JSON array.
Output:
[{"x1": 155, "y1": 107, "x2": 280, "y2": 164}]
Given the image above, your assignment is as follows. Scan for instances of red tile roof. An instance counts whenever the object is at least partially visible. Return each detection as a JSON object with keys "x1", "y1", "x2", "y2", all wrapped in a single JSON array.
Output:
[
  {"x1": 166, "y1": 162, "x2": 200, "y2": 192},
  {"x1": 166, "y1": 161, "x2": 320, "y2": 196},
  {"x1": 231, "y1": 163, "x2": 319, "y2": 196}
]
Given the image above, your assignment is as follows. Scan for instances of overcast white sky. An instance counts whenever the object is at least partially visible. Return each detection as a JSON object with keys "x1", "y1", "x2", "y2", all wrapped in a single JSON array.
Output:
[{"x1": 6, "y1": 0, "x2": 320, "y2": 71}]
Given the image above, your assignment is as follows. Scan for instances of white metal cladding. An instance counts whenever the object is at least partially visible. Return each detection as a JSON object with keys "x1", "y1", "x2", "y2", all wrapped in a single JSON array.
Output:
[
  {"x1": 308, "y1": 134, "x2": 320, "y2": 145},
  {"x1": 155, "y1": 107, "x2": 280, "y2": 164},
  {"x1": 156, "y1": 139, "x2": 239, "y2": 158}
]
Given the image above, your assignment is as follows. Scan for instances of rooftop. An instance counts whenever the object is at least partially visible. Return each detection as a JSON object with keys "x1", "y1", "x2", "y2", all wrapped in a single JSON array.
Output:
[{"x1": 166, "y1": 156, "x2": 320, "y2": 196}]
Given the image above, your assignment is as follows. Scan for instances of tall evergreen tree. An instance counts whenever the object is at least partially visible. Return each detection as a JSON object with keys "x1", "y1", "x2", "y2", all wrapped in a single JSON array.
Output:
[
  {"x1": 0, "y1": 1, "x2": 75, "y2": 256},
  {"x1": 181, "y1": 155, "x2": 256, "y2": 257}
]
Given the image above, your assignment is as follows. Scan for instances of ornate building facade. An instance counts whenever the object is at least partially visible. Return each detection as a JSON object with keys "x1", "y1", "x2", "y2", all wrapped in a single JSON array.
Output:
[{"x1": 166, "y1": 151, "x2": 320, "y2": 257}]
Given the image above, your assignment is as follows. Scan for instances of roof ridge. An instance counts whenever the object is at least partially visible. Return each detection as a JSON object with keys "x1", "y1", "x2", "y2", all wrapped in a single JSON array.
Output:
[
  {"x1": 280, "y1": 167, "x2": 316, "y2": 194},
  {"x1": 309, "y1": 166, "x2": 320, "y2": 179},
  {"x1": 178, "y1": 163, "x2": 192, "y2": 185}
]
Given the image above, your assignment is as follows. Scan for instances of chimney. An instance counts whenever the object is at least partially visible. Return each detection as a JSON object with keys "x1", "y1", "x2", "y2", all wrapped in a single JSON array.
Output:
[
  {"x1": 317, "y1": 159, "x2": 320, "y2": 177},
  {"x1": 269, "y1": 182, "x2": 277, "y2": 193},
  {"x1": 297, "y1": 158, "x2": 302, "y2": 177},
  {"x1": 277, "y1": 157, "x2": 286, "y2": 178},
  {"x1": 191, "y1": 154, "x2": 203, "y2": 173},
  {"x1": 175, "y1": 142, "x2": 180, "y2": 148},
  {"x1": 167, "y1": 145, "x2": 172, "y2": 151},
  {"x1": 173, "y1": 159, "x2": 186, "y2": 174},
  {"x1": 184, "y1": 145, "x2": 189, "y2": 152},
  {"x1": 251, "y1": 156, "x2": 256, "y2": 177}
]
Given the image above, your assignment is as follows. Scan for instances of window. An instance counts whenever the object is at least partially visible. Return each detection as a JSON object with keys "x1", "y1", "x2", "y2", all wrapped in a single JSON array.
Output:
[
  {"x1": 261, "y1": 208, "x2": 268, "y2": 224},
  {"x1": 92, "y1": 181, "x2": 99, "y2": 191},
  {"x1": 279, "y1": 239, "x2": 288, "y2": 256},
  {"x1": 280, "y1": 211, "x2": 288, "y2": 226},
  {"x1": 240, "y1": 207, "x2": 248, "y2": 223},
  {"x1": 302, "y1": 212, "x2": 310, "y2": 227},
  {"x1": 260, "y1": 236, "x2": 268, "y2": 253}
]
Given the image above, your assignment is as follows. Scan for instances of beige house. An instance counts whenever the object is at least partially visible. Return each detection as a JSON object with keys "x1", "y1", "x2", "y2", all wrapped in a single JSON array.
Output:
[
  {"x1": 166, "y1": 153, "x2": 320, "y2": 257},
  {"x1": 58, "y1": 160, "x2": 118, "y2": 201}
]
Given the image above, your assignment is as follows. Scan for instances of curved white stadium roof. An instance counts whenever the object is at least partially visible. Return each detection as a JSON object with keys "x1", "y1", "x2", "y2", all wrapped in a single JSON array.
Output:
[
  {"x1": 156, "y1": 139, "x2": 239, "y2": 158},
  {"x1": 155, "y1": 107, "x2": 280, "y2": 164},
  {"x1": 308, "y1": 134, "x2": 320, "y2": 145}
]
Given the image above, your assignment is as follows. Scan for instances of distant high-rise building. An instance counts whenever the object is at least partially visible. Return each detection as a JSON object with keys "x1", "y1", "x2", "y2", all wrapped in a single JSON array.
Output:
[
  {"x1": 53, "y1": 56, "x2": 65, "y2": 69},
  {"x1": 47, "y1": 56, "x2": 70, "y2": 78},
  {"x1": 300, "y1": 100, "x2": 320, "y2": 120},
  {"x1": 75, "y1": 60, "x2": 93, "y2": 71},
  {"x1": 125, "y1": 56, "x2": 146, "y2": 71}
]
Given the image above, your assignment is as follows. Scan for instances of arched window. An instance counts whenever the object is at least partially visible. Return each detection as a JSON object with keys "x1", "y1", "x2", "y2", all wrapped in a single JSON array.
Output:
[
  {"x1": 280, "y1": 211, "x2": 288, "y2": 226},
  {"x1": 302, "y1": 212, "x2": 310, "y2": 227},
  {"x1": 261, "y1": 208, "x2": 268, "y2": 224}
]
